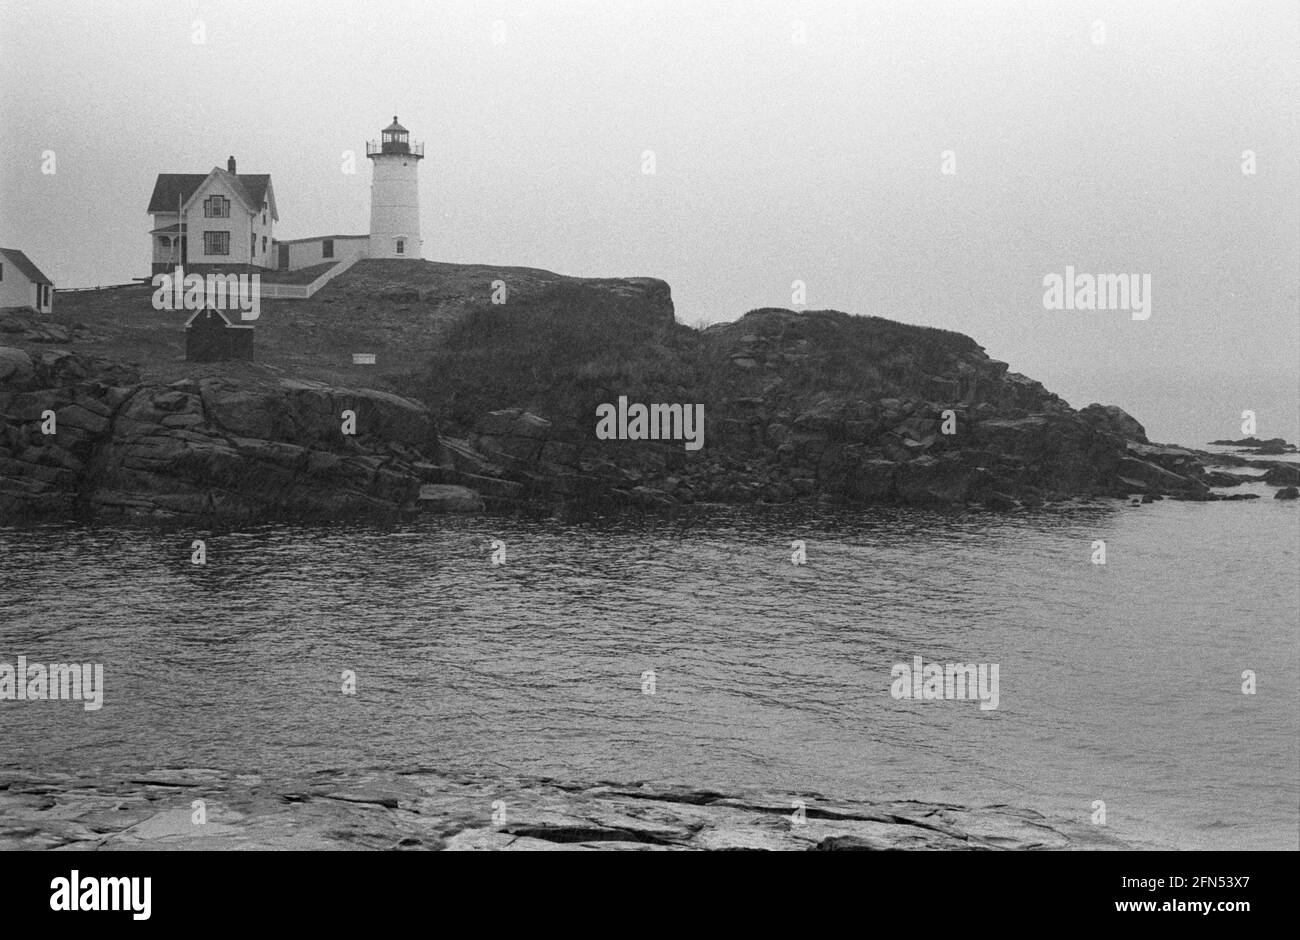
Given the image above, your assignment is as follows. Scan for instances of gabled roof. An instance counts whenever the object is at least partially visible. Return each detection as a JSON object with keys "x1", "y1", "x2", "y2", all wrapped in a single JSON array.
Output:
[
  {"x1": 184, "y1": 306, "x2": 253, "y2": 329},
  {"x1": 148, "y1": 171, "x2": 274, "y2": 216},
  {"x1": 0, "y1": 247, "x2": 52, "y2": 285},
  {"x1": 204, "y1": 168, "x2": 258, "y2": 214}
]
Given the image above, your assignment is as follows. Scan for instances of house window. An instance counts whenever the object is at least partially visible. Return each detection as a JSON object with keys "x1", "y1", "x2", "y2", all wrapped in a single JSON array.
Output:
[
  {"x1": 0, "y1": 262, "x2": 4, "y2": 280},
  {"x1": 251, "y1": 233, "x2": 257, "y2": 256},
  {"x1": 262, "y1": 209, "x2": 267, "y2": 225},
  {"x1": 204, "y1": 195, "x2": 230, "y2": 218},
  {"x1": 396, "y1": 239, "x2": 405, "y2": 255},
  {"x1": 262, "y1": 236, "x2": 267, "y2": 253},
  {"x1": 322, "y1": 239, "x2": 335, "y2": 259},
  {"x1": 204, "y1": 231, "x2": 230, "y2": 255}
]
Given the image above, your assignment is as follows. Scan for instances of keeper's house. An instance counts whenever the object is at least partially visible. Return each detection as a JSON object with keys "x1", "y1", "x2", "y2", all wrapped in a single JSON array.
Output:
[
  {"x1": 148, "y1": 157, "x2": 278, "y2": 276},
  {"x1": 0, "y1": 247, "x2": 54, "y2": 314}
]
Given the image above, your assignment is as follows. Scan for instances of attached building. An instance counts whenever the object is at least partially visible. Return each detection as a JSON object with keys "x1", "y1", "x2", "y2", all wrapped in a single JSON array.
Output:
[{"x1": 275, "y1": 234, "x2": 371, "y2": 272}]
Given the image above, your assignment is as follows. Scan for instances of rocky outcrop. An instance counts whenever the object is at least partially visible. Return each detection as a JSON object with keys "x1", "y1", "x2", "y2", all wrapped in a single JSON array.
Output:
[
  {"x1": 416, "y1": 304, "x2": 1281, "y2": 511},
  {"x1": 0, "y1": 767, "x2": 1126, "y2": 851},
  {"x1": 6, "y1": 281, "x2": 1297, "y2": 518},
  {"x1": 1116, "y1": 443, "x2": 1210, "y2": 497},
  {"x1": 1275, "y1": 486, "x2": 1299, "y2": 500},
  {"x1": 0, "y1": 346, "x2": 504, "y2": 520}
]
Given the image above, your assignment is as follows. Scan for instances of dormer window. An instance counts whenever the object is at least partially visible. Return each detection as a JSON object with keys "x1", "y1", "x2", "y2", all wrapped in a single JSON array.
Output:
[{"x1": 204, "y1": 195, "x2": 230, "y2": 218}]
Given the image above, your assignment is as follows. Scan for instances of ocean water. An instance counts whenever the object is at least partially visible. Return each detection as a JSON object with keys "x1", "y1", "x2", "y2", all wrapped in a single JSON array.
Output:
[{"x1": 1, "y1": 486, "x2": 1296, "y2": 850}]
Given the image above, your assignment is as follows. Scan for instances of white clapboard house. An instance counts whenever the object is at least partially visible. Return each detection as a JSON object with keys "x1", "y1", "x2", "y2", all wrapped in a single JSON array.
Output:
[{"x1": 147, "y1": 157, "x2": 278, "y2": 276}]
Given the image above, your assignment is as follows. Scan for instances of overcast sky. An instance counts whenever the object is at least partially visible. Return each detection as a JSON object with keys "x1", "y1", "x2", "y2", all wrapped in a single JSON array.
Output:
[{"x1": 1, "y1": 0, "x2": 1295, "y2": 442}]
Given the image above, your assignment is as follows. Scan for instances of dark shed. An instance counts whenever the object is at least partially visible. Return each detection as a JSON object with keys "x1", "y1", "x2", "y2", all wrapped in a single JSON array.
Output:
[{"x1": 185, "y1": 306, "x2": 254, "y2": 362}]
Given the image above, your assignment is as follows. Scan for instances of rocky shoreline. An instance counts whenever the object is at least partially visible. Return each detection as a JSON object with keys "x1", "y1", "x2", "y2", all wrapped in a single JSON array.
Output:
[
  {"x1": 0, "y1": 767, "x2": 1126, "y2": 851},
  {"x1": 3, "y1": 264, "x2": 1299, "y2": 521}
]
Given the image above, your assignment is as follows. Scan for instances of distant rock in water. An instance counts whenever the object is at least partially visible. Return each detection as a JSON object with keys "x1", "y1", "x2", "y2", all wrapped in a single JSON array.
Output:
[
  {"x1": 1275, "y1": 486, "x2": 1299, "y2": 500},
  {"x1": 1208, "y1": 436, "x2": 1297, "y2": 455},
  {"x1": 1263, "y1": 465, "x2": 1300, "y2": 487}
]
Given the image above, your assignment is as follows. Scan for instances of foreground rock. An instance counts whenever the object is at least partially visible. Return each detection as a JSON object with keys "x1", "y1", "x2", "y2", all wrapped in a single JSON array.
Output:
[
  {"x1": 0, "y1": 347, "x2": 497, "y2": 520},
  {"x1": 0, "y1": 310, "x2": 99, "y2": 345},
  {"x1": 0, "y1": 767, "x2": 1125, "y2": 851}
]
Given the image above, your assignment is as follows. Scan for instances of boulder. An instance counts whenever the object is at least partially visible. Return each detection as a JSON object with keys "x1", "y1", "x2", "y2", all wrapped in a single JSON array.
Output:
[
  {"x1": 474, "y1": 409, "x2": 551, "y2": 466},
  {"x1": 29, "y1": 324, "x2": 70, "y2": 343},
  {"x1": 417, "y1": 484, "x2": 484, "y2": 512},
  {"x1": 1263, "y1": 465, "x2": 1300, "y2": 487},
  {"x1": 0, "y1": 347, "x2": 34, "y2": 387},
  {"x1": 793, "y1": 398, "x2": 842, "y2": 435},
  {"x1": 1116, "y1": 456, "x2": 1204, "y2": 494},
  {"x1": 1079, "y1": 403, "x2": 1148, "y2": 442},
  {"x1": 54, "y1": 403, "x2": 110, "y2": 435},
  {"x1": 477, "y1": 409, "x2": 551, "y2": 440},
  {"x1": 1204, "y1": 470, "x2": 1251, "y2": 487}
]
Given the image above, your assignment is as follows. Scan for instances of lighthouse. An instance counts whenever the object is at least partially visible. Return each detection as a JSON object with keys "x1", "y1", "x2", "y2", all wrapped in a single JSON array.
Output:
[{"x1": 366, "y1": 116, "x2": 424, "y2": 259}]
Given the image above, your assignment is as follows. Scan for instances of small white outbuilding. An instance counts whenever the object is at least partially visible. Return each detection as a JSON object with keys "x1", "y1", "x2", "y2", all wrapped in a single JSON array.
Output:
[{"x1": 0, "y1": 247, "x2": 54, "y2": 314}]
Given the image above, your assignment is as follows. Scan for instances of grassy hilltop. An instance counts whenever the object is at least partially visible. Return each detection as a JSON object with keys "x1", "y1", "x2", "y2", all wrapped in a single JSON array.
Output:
[{"x1": 45, "y1": 259, "x2": 640, "y2": 391}]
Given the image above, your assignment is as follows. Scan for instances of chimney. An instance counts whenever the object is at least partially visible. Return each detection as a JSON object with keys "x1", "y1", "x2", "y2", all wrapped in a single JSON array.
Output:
[{"x1": 227, "y1": 155, "x2": 236, "y2": 173}]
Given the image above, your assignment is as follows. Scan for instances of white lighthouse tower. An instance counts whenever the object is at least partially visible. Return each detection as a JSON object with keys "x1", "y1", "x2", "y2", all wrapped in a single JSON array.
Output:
[{"x1": 366, "y1": 116, "x2": 424, "y2": 259}]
